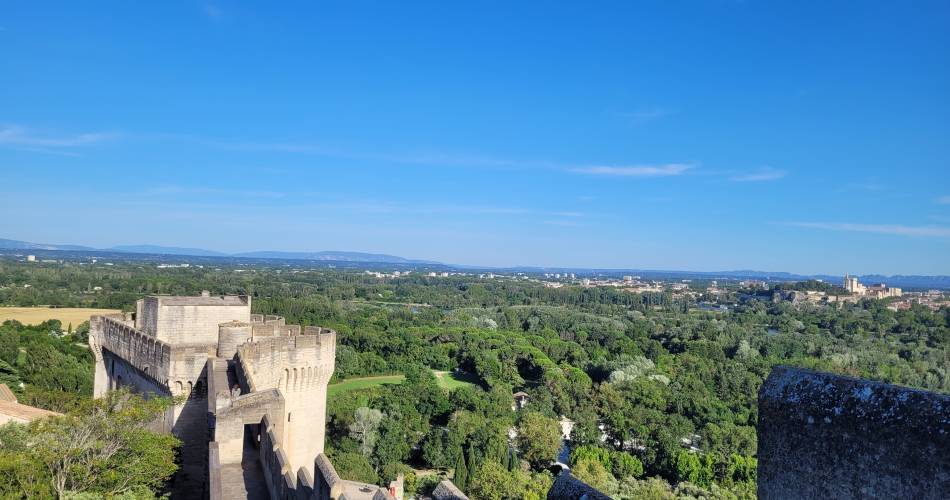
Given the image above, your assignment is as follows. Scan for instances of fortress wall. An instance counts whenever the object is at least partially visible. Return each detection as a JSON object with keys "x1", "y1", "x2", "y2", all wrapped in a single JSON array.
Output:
[
  {"x1": 758, "y1": 366, "x2": 950, "y2": 499},
  {"x1": 236, "y1": 335, "x2": 332, "y2": 390},
  {"x1": 171, "y1": 364, "x2": 212, "y2": 497},
  {"x1": 93, "y1": 315, "x2": 210, "y2": 496},
  {"x1": 153, "y1": 303, "x2": 251, "y2": 345},
  {"x1": 167, "y1": 344, "x2": 216, "y2": 395},
  {"x1": 208, "y1": 357, "x2": 232, "y2": 414},
  {"x1": 96, "y1": 316, "x2": 172, "y2": 385},
  {"x1": 217, "y1": 322, "x2": 252, "y2": 358},
  {"x1": 249, "y1": 416, "x2": 392, "y2": 500},
  {"x1": 278, "y1": 325, "x2": 301, "y2": 336},
  {"x1": 139, "y1": 297, "x2": 160, "y2": 336},
  {"x1": 101, "y1": 349, "x2": 172, "y2": 401},
  {"x1": 259, "y1": 415, "x2": 307, "y2": 499},
  {"x1": 313, "y1": 454, "x2": 342, "y2": 499},
  {"x1": 235, "y1": 348, "x2": 260, "y2": 393},
  {"x1": 208, "y1": 441, "x2": 223, "y2": 500}
]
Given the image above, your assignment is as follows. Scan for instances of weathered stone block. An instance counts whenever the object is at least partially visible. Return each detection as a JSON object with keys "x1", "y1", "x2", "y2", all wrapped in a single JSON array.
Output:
[{"x1": 758, "y1": 366, "x2": 950, "y2": 499}]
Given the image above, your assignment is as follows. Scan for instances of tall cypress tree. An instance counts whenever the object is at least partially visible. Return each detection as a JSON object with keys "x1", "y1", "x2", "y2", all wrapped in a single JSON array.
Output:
[
  {"x1": 466, "y1": 445, "x2": 478, "y2": 484},
  {"x1": 454, "y1": 450, "x2": 468, "y2": 490}
]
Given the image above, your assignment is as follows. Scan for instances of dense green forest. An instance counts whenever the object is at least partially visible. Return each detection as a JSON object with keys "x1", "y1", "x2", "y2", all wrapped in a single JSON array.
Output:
[{"x1": 0, "y1": 260, "x2": 947, "y2": 499}]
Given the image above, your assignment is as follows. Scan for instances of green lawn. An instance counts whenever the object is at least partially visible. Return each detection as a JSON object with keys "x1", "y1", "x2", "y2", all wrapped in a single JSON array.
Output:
[
  {"x1": 327, "y1": 375, "x2": 405, "y2": 397},
  {"x1": 327, "y1": 370, "x2": 479, "y2": 397},
  {"x1": 433, "y1": 370, "x2": 480, "y2": 391}
]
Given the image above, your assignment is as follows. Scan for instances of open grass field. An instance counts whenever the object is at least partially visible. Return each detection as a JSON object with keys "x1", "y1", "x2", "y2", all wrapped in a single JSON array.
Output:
[
  {"x1": 327, "y1": 375, "x2": 405, "y2": 397},
  {"x1": 327, "y1": 370, "x2": 480, "y2": 397},
  {"x1": 433, "y1": 370, "x2": 480, "y2": 391},
  {"x1": 0, "y1": 307, "x2": 120, "y2": 327}
]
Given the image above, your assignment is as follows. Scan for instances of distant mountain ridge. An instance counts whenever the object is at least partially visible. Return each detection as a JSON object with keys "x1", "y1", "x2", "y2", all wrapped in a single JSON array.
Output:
[
  {"x1": 110, "y1": 245, "x2": 228, "y2": 257},
  {"x1": 233, "y1": 250, "x2": 429, "y2": 263},
  {"x1": 0, "y1": 238, "x2": 95, "y2": 252},
  {"x1": 0, "y1": 238, "x2": 435, "y2": 264}
]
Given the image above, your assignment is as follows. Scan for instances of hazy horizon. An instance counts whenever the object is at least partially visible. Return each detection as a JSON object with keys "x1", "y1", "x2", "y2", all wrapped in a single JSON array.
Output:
[
  {"x1": 4, "y1": 234, "x2": 948, "y2": 278},
  {"x1": 2, "y1": 2, "x2": 949, "y2": 275}
]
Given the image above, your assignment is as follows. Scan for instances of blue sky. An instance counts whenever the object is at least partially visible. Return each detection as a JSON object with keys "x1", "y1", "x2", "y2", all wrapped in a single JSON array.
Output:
[{"x1": 2, "y1": 1, "x2": 949, "y2": 274}]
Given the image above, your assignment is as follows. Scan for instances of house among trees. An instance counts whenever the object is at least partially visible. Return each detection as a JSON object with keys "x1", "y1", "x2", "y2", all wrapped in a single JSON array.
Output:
[
  {"x1": 0, "y1": 383, "x2": 60, "y2": 424},
  {"x1": 512, "y1": 391, "x2": 530, "y2": 410}
]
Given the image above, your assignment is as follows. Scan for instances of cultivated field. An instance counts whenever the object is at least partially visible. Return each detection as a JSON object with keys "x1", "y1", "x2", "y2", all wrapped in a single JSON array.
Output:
[{"x1": 0, "y1": 307, "x2": 120, "y2": 327}]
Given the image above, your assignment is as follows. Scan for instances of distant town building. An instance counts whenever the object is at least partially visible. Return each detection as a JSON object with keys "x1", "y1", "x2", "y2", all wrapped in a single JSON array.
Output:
[
  {"x1": 844, "y1": 275, "x2": 901, "y2": 298},
  {"x1": 844, "y1": 275, "x2": 867, "y2": 295},
  {"x1": 866, "y1": 283, "x2": 902, "y2": 299}
]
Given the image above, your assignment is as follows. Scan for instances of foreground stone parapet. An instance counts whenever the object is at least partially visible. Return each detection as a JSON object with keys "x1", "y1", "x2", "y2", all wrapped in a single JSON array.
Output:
[
  {"x1": 546, "y1": 472, "x2": 611, "y2": 500},
  {"x1": 432, "y1": 480, "x2": 469, "y2": 500},
  {"x1": 758, "y1": 366, "x2": 950, "y2": 499}
]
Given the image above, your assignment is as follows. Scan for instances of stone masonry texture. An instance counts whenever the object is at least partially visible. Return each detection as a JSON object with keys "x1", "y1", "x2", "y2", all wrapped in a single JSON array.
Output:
[{"x1": 757, "y1": 366, "x2": 950, "y2": 499}]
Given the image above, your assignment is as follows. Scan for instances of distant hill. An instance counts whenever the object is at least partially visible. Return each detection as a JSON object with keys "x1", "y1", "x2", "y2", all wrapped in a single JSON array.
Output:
[
  {"x1": 110, "y1": 245, "x2": 227, "y2": 257},
  {"x1": 233, "y1": 250, "x2": 435, "y2": 264},
  {"x1": 0, "y1": 238, "x2": 94, "y2": 252},
  {"x1": 0, "y1": 237, "x2": 435, "y2": 265}
]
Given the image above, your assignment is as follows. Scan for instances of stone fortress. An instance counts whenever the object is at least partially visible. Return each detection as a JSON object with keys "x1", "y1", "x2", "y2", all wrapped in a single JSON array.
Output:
[{"x1": 89, "y1": 292, "x2": 407, "y2": 499}]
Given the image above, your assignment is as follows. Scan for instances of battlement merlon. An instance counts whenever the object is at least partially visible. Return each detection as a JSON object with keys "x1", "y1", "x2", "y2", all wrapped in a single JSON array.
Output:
[{"x1": 234, "y1": 328, "x2": 337, "y2": 393}]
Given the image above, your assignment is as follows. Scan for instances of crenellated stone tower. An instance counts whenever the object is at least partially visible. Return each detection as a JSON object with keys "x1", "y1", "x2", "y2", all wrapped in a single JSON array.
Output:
[{"x1": 88, "y1": 292, "x2": 354, "y2": 499}]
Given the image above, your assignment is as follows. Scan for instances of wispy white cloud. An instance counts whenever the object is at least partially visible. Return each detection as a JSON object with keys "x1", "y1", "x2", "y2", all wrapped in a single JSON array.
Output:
[
  {"x1": 730, "y1": 167, "x2": 786, "y2": 182},
  {"x1": 571, "y1": 164, "x2": 692, "y2": 177},
  {"x1": 138, "y1": 133, "x2": 701, "y2": 179},
  {"x1": 936, "y1": 195, "x2": 950, "y2": 205},
  {"x1": 786, "y1": 221, "x2": 950, "y2": 238},
  {"x1": 0, "y1": 124, "x2": 119, "y2": 148}
]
